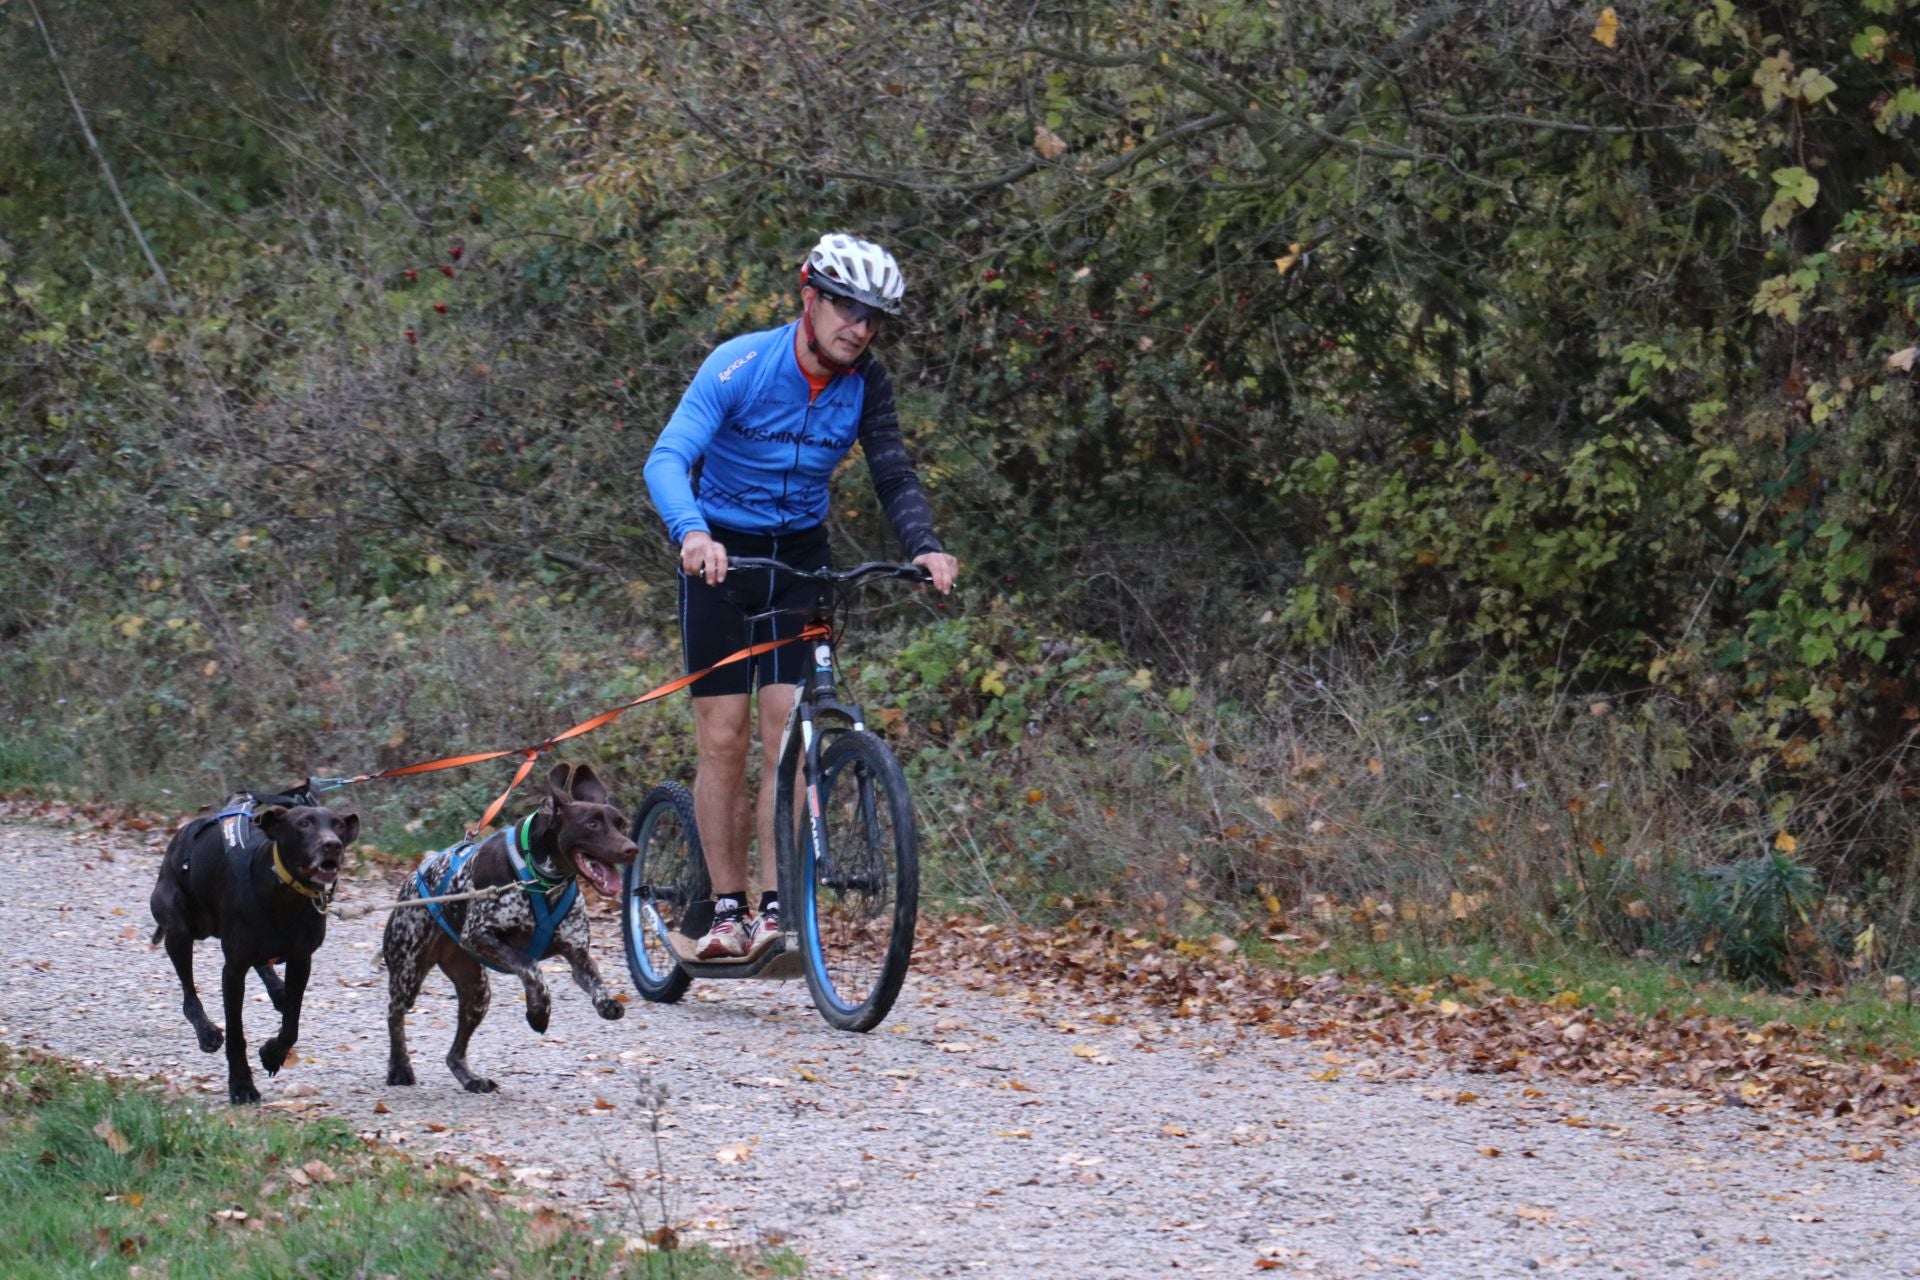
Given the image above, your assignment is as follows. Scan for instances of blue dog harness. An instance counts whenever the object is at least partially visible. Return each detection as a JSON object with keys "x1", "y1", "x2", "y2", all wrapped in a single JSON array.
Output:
[{"x1": 414, "y1": 816, "x2": 577, "y2": 971}]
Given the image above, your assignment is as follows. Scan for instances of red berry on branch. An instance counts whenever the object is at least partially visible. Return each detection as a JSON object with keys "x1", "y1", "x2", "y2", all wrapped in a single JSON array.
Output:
[
  {"x1": 403, "y1": 269, "x2": 417, "y2": 283},
  {"x1": 984, "y1": 268, "x2": 999, "y2": 281},
  {"x1": 405, "y1": 329, "x2": 417, "y2": 344},
  {"x1": 449, "y1": 244, "x2": 464, "y2": 260},
  {"x1": 440, "y1": 265, "x2": 455, "y2": 278},
  {"x1": 434, "y1": 303, "x2": 448, "y2": 314}
]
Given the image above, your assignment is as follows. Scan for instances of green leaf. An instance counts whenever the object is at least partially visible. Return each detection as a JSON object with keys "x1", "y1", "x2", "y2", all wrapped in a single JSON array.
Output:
[
  {"x1": 1877, "y1": 87, "x2": 1920, "y2": 134},
  {"x1": 1753, "y1": 52, "x2": 1794, "y2": 111},
  {"x1": 1770, "y1": 167, "x2": 1819, "y2": 208},
  {"x1": 1750, "y1": 274, "x2": 1808, "y2": 324},
  {"x1": 1792, "y1": 70, "x2": 1837, "y2": 107},
  {"x1": 1851, "y1": 26, "x2": 1888, "y2": 63}
]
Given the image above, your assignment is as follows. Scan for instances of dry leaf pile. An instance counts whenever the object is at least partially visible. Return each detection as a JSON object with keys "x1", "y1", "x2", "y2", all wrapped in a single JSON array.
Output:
[{"x1": 917, "y1": 913, "x2": 1920, "y2": 1133}]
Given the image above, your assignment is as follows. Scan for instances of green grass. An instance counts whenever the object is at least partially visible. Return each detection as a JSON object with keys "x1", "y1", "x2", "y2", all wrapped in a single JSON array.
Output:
[
  {"x1": 0, "y1": 1047, "x2": 798, "y2": 1280},
  {"x1": 0, "y1": 736, "x2": 61, "y2": 791},
  {"x1": 1289, "y1": 931, "x2": 1920, "y2": 1059}
]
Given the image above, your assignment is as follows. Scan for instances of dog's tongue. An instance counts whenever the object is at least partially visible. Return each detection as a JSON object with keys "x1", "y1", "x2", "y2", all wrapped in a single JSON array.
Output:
[{"x1": 577, "y1": 855, "x2": 622, "y2": 898}]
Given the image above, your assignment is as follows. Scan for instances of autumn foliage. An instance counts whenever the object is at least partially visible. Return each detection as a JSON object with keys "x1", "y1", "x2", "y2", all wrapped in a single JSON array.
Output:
[{"x1": 3, "y1": 1, "x2": 1920, "y2": 981}]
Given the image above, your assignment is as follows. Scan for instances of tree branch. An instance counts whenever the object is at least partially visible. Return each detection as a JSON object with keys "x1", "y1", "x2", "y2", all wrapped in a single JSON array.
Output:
[
  {"x1": 1088, "y1": 110, "x2": 1235, "y2": 180},
  {"x1": 25, "y1": 0, "x2": 175, "y2": 306},
  {"x1": 1414, "y1": 109, "x2": 1696, "y2": 137},
  {"x1": 666, "y1": 85, "x2": 1041, "y2": 196}
]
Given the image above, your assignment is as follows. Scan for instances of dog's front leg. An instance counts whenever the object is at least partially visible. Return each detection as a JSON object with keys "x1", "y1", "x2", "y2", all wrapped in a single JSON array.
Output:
[
  {"x1": 220, "y1": 956, "x2": 260, "y2": 1104},
  {"x1": 466, "y1": 929, "x2": 552, "y2": 1034},
  {"x1": 258, "y1": 952, "x2": 309, "y2": 1077},
  {"x1": 551, "y1": 916, "x2": 624, "y2": 1021}
]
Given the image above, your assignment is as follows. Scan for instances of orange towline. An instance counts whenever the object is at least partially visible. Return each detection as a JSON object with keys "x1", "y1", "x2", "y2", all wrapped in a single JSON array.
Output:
[{"x1": 320, "y1": 624, "x2": 829, "y2": 834}]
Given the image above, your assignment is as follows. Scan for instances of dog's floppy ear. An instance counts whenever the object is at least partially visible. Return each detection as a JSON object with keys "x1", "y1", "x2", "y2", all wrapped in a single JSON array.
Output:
[
  {"x1": 569, "y1": 764, "x2": 609, "y2": 806},
  {"x1": 334, "y1": 811, "x2": 360, "y2": 846},
  {"x1": 254, "y1": 805, "x2": 290, "y2": 838}
]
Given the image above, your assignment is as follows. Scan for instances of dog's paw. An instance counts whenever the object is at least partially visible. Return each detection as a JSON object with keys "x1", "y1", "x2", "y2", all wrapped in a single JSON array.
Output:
[
  {"x1": 259, "y1": 1039, "x2": 289, "y2": 1076},
  {"x1": 525, "y1": 996, "x2": 551, "y2": 1035},
  {"x1": 196, "y1": 1025, "x2": 225, "y2": 1053},
  {"x1": 387, "y1": 1061, "x2": 417, "y2": 1087},
  {"x1": 463, "y1": 1076, "x2": 498, "y2": 1094},
  {"x1": 596, "y1": 996, "x2": 626, "y2": 1021},
  {"x1": 228, "y1": 1077, "x2": 261, "y2": 1106}
]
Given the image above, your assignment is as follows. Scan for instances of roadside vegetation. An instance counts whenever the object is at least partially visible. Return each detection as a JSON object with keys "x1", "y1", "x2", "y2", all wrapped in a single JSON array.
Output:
[
  {"x1": 4, "y1": 0, "x2": 1920, "y2": 1045},
  {"x1": 0, "y1": 1046, "x2": 790, "y2": 1279}
]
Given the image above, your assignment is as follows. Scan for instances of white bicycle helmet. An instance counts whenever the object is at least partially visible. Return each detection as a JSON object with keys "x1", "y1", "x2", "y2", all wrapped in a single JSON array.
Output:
[{"x1": 802, "y1": 233, "x2": 906, "y2": 316}]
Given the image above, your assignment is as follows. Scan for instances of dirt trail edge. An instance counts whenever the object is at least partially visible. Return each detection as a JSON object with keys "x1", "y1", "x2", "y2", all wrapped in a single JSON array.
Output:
[{"x1": 2, "y1": 815, "x2": 1915, "y2": 1279}]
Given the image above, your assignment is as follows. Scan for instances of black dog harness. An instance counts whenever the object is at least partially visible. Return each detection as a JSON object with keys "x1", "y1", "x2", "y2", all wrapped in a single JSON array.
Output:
[
  {"x1": 175, "y1": 789, "x2": 332, "y2": 913},
  {"x1": 414, "y1": 815, "x2": 577, "y2": 971},
  {"x1": 218, "y1": 803, "x2": 329, "y2": 904}
]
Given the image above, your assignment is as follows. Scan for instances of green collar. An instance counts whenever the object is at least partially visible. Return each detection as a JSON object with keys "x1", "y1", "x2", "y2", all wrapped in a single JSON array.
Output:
[{"x1": 509, "y1": 814, "x2": 564, "y2": 891}]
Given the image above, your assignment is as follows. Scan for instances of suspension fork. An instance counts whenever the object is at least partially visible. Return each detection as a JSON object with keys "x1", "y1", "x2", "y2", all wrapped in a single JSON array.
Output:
[{"x1": 775, "y1": 682, "x2": 829, "y2": 914}]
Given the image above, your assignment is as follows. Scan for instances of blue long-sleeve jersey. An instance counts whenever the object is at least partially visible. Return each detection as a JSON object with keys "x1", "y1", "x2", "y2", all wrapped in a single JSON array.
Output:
[{"x1": 644, "y1": 321, "x2": 943, "y2": 557}]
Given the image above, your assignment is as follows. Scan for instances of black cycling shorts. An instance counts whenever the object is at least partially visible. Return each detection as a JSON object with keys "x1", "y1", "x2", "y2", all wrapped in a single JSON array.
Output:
[{"x1": 677, "y1": 523, "x2": 832, "y2": 697}]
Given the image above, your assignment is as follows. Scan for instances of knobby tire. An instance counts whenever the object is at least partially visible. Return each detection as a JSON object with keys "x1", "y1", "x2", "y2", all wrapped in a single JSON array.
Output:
[
  {"x1": 621, "y1": 781, "x2": 707, "y2": 1004},
  {"x1": 794, "y1": 730, "x2": 919, "y2": 1031}
]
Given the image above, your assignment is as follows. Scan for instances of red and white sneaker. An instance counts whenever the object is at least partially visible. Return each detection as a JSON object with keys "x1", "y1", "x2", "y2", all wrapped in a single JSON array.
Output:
[
  {"x1": 695, "y1": 905, "x2": 749, "y2": 960},
  {"x1": 746, "y1": 903, "x2": 782, "y2": 957}
]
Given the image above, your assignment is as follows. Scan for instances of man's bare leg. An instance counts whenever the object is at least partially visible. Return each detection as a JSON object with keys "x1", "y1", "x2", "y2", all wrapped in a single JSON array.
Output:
[
  {"x1": 754, "y1": 682, "x2": 799, "y2": 894},
  {"x1": 692, "y1": 693, "x2": 754, "y2": 899}
]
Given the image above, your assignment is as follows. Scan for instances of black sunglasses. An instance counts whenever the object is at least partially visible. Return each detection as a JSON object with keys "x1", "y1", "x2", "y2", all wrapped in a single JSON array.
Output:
[{"x1": 814, "y1": 289, "x2": 888, "y2": 328}]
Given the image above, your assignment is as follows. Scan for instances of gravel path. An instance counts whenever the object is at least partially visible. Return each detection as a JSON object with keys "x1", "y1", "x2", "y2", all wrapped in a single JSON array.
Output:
[{"x1": 3, "y1": 813, "x2": 1917, "y2": 1279}]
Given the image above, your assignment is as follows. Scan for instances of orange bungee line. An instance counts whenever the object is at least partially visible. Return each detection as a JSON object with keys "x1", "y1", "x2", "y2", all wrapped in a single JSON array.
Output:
[{"x1": 311, "y1": 624, "x2": 829, "y2": 836}]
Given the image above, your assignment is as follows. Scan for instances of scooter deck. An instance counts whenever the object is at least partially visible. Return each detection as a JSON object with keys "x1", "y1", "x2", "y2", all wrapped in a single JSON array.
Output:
[{"x1": 666, "y1": 931, "x2": 806, "y2": 980}]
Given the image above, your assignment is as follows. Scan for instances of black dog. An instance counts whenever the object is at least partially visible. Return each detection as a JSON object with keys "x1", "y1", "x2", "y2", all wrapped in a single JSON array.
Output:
[
  {"x1": 149, "y1": 783, "x2": 358, "y2": 1104},
  {"x1": 383, "y1": 763, "x2": 637, "y2": 1093}
]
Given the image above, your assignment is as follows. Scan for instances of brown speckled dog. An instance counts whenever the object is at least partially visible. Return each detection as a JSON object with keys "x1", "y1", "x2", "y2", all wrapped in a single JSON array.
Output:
[{"x1": 382, "y1": 763, "x2": 636, "y2": 1093}]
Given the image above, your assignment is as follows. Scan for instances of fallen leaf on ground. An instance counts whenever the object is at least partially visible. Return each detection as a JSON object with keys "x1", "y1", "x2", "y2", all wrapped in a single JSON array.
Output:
[{"x1": 92, "y1": 1119, "x2": 130, "y2": 1155}]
